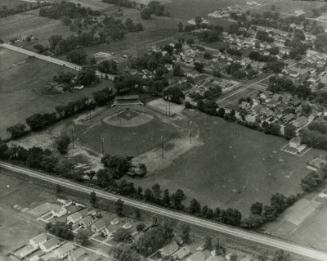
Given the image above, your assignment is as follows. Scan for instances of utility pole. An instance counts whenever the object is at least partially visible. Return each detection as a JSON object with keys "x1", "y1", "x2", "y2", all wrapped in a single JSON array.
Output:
[
  {"x1": 161, "y1": 136, "x2": 164, "y2": 159},
  {"x1": 189, "y1": 121, "x2": 192, "y2": 144},
  {"x1": 101, "y1": 137, "x2": 105, "y2": 155},
  {"x1": 71, "y1": 126, "x2": 75, "y2": 149}
]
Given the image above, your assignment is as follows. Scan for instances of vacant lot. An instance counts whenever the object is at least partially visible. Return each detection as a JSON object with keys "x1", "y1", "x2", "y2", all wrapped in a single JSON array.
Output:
[
  {"x1": 133, "y1": 110, "x2": 325, "y2": 214},
  {"x1": 0, "y1": 48, "x2": 112, "y2": 138}
]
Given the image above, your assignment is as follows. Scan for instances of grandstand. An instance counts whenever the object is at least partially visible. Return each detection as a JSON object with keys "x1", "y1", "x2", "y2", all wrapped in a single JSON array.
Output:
[{"x1": 112, "y1": 95, "x2": 144, "y2": 107}]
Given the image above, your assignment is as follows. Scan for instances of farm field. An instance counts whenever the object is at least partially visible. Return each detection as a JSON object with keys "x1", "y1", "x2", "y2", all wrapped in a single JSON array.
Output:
[
  {"x1": 132, "y1": 110, "x2": 326, "y2": 214},
  {"x1": 0, "y1": 10, "x2": 71, "y2": 47},
  {"x1": 0, "y1": 48, "x2": 113, "y2": 138}
]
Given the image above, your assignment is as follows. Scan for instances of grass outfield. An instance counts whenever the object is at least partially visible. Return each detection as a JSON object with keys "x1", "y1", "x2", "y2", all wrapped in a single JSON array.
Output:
[
  {"x1": 133, "y1": 110, "x2": 326, "y2": 214},
  {"x1": 77, "y1": 109, "x2": 180, "y2": 156},
  {"x1": 0, "y1": 48, "x2": 113, "y2": 138}
]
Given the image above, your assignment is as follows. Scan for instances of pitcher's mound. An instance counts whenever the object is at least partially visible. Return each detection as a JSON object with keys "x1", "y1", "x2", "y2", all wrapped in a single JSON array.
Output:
[{"x1": 103, "y1": 109, "x2": 154, "y2": 127}]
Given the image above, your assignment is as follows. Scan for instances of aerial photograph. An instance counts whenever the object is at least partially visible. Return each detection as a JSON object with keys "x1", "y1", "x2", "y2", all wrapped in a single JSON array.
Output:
[{"x1": 2, "y1": 0, "x2": 327, "y2": 260}]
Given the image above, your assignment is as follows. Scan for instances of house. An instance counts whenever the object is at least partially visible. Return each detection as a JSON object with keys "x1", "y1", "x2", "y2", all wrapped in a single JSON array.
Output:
[
  {"x1": 51, "y1": 206, "x2": 67, "y2": 218},
  {"x1": 68, "y1": 248, "x2": 88, "y2": 261},
  {"x1": 91, "y1": 219, "x2": 106, "y2": 233},
  {"x1": 160, "y1": 241, "x2": 179, "y2": 258},
  {"x1": 15, "y1": 245, "x2": 36, "y2": 259},
  {"x1": 29, "y1": 233, "x2": 48, "y2": 249},
  {"x1": 187, "y1": 252, "x2": 206, "y2": 261},
  {"x1": 67, "y1": 210, "x2": 85, "y2": 224},
  {"x1": 173, "y1": 246, "x2": 191, "y2": 260},
  {"x1": 79, "y1": 215, "x2": 95, "y2": 228},
  {"x1": 40, "y1": 238, "x2": 61, "y2": 252},
  {"x1": 292, "y1": 116, "x2": 308, "y2": 129},
  {"x1": 53, "y1": 242, "x2": 75, "y2": 259}
]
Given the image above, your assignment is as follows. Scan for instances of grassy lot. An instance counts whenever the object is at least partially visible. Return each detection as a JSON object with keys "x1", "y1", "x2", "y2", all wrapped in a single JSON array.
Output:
[
  {"x1": 133, "y1": 110, "x2": 326, "y2": 214},
  {"x1": 0, "y1": 48, "x2": 113, "y2": 138},
  {"x1": 0, "y1": 10, "x2": 71, "y2": 46}
]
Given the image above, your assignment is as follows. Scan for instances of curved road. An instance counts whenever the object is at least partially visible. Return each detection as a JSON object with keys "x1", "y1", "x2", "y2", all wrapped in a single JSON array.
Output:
[{"x1": 0, "y1": 161, "x2": 326, "y2": 261}]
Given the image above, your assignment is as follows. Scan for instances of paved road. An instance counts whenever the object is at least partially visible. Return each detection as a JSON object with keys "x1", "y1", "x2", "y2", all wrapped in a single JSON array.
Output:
[
  {"x1": 0, "y1": 162, "x2": 327, "y2": 260},
  {"x1": 0, "y1": 43, "x2": 116, "y2": 81}
]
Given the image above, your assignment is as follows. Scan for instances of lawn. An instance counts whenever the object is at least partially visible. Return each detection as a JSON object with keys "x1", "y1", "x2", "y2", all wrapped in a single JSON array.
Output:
[
  {"x1": 0, "y1": 48, "x2": 113, "y2": 138},
  {"x1": 133, "y1": 110, "x2": 326, "y2": 214}
]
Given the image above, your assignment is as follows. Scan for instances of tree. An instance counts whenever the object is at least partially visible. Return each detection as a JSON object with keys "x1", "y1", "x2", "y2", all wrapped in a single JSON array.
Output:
[
  {"x1": 55, "y1": 184, "x2": 62, "y2": 195},
  {"x1": 189, "y1": 199, "x2": 201, "y2": 215},
  {"x1": 194, "y1": 62, "x2": 204, "y2": 73},
  {"x1": 49, "y1": 34, "x2": 63, "y2": 50},
  {"x1": 77, "y1": 68, "x2": 98, "y2": 86},
  {"x1": 284, "y1": 124, "x2": 296, "y2": 140},
  {"x1": 34, "y1": 44, "x2": 47, "y2": 53},
  {"x1": 162, "y1": 189, "x2": 171, "y2": 207},
  {"x1": 46, "y1": 222, "x2": 74, "y2": 240},
  {"x1": 180, "y1": 224, "x2": 191, "y2": 243},
  {"x1": 272, "y1": 250, "x2": 291, "y2": 261},
  {"x1": 7, "y1": 123, "x2": 27, "y2": 139},
  {"x1": 152, "y1": 184, "x2": 161, "y2": 204},
  {"x1": 66, "y1": 50, "x2": 87, "y2": 65},
  {"x1": 173, "y1": 64, "x2": 184, "y2": 77},
  {"x1": 203, "y1": 236, "x2": 212, "y2": 250},
  {"x1": 178, "y1": 22, "x2": 184, "y2": 32},
  {"x1": 213, "y1": 239, "x2": 225, "y2": 256},
  {"x1": 115, "y1": 199, "x2": 124, "y2": 216},
  {"x1": 75, "y1": 230, "x2": 89, "y2": 246},
  {"x1": 250, "y1": 202, "x2": 263, "y2": 215},
  {"x1": 98, "y1": 60, "x2": 118, "y2": 74},
  {"x1": 113, "y1": 228, "x2": 132, "y2": 243},
  {"x1": 56, "y1": 135, "x2": 71, "y2": 154},
  {"x1": 90, "y1": 191, "x2": 97, "y2": 207},
  {"x1": 141, "y1": 8, "x2": 152, "y2": 20},
  {"x1": 112, "y1": 244, "x2": 141, "y2": 261},
  {"x1": 171, "y1": 189, "x2": 185, "y2": 210},
  {"x1": 163, "y1": 86, "x2": 185, "y2": 104}
]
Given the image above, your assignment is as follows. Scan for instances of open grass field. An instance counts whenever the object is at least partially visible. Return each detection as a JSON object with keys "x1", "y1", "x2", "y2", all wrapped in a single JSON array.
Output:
[
  {"x1": 1, "y1": 0, "x2": 26, "y2": 8},
  {"x1": 255, "y1": 0, "x2": 326, "y2": 17},
  {"x1": 0, "y1": 10, "x2": 71, "y2": 47},
  {"x1": 0, "y1": 48, "x2": 113, "y2": 138},
  {"x1": 0, "y1": 170, "x2": 50, "y2": 255},
  {"x1": 84, "y1": 7, "x2": 181, "y2": 57},
  {"x1": 164, "y1": 0, "x2": 269, "y2": 21},
  {"x1": 133, "y1": 110, "x2": 326, "y2": 214}
]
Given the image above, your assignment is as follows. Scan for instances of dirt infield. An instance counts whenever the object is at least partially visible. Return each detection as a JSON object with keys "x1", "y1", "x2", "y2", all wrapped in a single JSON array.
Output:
[{"x1": 103, "y1": 108, "x2": 154, "y2": 127}]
